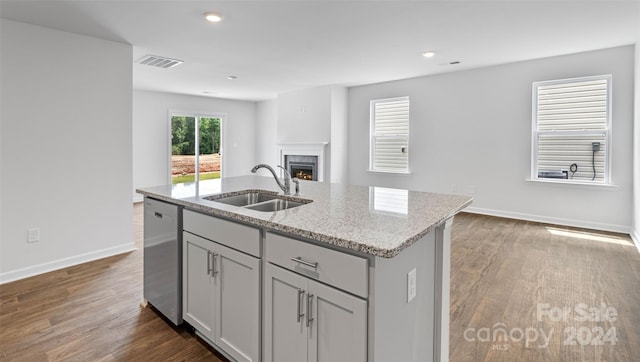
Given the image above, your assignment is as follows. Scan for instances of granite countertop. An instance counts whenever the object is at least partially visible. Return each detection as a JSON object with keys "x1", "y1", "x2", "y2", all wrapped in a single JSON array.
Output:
[{"x1": 136, "y1": 176, "x2": 472, "y2": 258}]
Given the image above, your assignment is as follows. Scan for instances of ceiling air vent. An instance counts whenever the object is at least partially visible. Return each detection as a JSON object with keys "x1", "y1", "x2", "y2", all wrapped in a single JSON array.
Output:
[{"x1": 136, "y1": 54, "x2": 183, "y2": 69}]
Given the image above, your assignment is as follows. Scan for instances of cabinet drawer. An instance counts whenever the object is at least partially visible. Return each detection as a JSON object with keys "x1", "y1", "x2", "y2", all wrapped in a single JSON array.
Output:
[
  {"x1": 183, "y1": 209, "x2": 260, "y2": 257},
  {"x1": 266, "y1": 232, "x2": 368, "y2": 298}
]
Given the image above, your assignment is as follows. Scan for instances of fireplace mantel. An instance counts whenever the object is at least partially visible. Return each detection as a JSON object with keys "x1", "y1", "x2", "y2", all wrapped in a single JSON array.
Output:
[{"x1": 277, "y1": 142, "x2": 328, "y2": 182}]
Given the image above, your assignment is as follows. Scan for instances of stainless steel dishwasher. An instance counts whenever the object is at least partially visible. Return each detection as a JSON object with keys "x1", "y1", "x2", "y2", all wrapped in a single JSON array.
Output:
[{"x1": 143, "y1": 196, "x2": 182, "y2": 325}]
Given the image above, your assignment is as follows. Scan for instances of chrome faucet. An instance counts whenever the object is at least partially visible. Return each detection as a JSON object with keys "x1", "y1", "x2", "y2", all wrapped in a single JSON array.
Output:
[{"x1": 250, "y1": 164, "x2": 300, "y2": 196}]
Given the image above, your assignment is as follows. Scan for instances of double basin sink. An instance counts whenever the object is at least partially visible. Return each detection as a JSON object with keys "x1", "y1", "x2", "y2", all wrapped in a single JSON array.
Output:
[{"x1": 204, "y1": 190, "x2": 312, "y2": 212}]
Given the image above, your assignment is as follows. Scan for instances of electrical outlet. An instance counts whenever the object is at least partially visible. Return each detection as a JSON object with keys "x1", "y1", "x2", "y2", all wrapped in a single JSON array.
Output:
[
  {"x1": 407, "y1": 268, "x2": 417, "y2": 303},
  {"x1": 28, "y1": 228, "x2": 40, "y2": 243}
]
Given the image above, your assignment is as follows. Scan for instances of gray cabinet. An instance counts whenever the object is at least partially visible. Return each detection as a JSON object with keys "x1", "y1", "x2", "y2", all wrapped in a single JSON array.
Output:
[
  {"x1": 264, "y1": 263, "x2": 367, "y2": 362},
  {"x1": 183, "y1": 232, "x2": 215, "y2": 338},
  {"x1": 215, "y1": 241, "x2": 260, "y2": 362},
  {"x1": 183, "y1": 214, "x2": 260, "y2": 362}
]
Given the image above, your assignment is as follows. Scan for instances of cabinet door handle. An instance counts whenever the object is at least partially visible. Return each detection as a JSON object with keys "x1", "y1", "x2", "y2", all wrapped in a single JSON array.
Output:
[
  {"x1": 306, "y1": 293, "x2": 314, "y2": 327},
  {"x1": 296, "y1": 289, "x2": 305, "y2": 323},
  {"x1": 212, "y1": 253, "x2": 219, "y2": 278},
  {"x1": 291, "y1": 256, "x2": 318, "y2": 269},
  {"x1": 206, "y1": 250, "x2": 212, "y2": 275}
]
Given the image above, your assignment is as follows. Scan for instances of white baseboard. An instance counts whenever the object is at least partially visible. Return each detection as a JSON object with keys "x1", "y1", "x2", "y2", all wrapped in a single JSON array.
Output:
[
  {"x1": 0, "y1": 243, "x2": 137, "y2": 285},
  {"x1": 464, "y1": 206, "x2": 631, "y2": 235},
  {"x1": 631, "y1": 229, "x2": 640, "y2": 255}
]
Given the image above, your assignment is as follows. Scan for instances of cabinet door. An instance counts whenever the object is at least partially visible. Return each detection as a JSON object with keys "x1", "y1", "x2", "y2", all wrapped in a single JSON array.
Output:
[
  {"x1": 264, "y1": 264, "x2": 309, "y2": 362},
  {"x1": 214, "y1": 243, "x2": 260, "y2": 362},
  {"x1": 308, "y1": 280, "x2": 367, "y2": 362},
  {"x1": 183, "y1": 232, "x2": 215, "y2": 341}
]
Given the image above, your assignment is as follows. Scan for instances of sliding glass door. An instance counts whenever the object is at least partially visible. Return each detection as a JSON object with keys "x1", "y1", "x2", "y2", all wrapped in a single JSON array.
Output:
[{"x1": 170, "y1": 114, "x2": 223, "y2": 184}]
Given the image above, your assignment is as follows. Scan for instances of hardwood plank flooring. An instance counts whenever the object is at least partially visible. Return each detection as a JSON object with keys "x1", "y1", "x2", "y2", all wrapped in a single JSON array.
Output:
[
  {"x1": 450, "y1": 213, "x2": 640, "y2": 362},
  {"x1": 0, "y1": 204, "x2": 225, "y2": 362},
  {"x1": 1, "y1": 205, "x2": 638, "y2": 361}
]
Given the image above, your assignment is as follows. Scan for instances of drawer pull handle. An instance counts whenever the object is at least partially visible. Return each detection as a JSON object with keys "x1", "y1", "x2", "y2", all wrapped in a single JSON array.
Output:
[
  {"x1": 291, "y1": 257, "x2": 318, "y2": 269},
  {"x1": 296, "y1": 289, "x2": 305, "y2": 323}
]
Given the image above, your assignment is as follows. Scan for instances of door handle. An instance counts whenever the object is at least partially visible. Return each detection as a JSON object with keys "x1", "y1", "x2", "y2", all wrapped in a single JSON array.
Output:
[
  {"x1": 212, "y1": 253, "x2": 219, "y2": 278},
  {"x1": 296, "y1": 289, "x2": 305, "y2": 323},
  {"x1": 306, "y1": 293, "x2": 314, "y2": 327},
  {"x1": 206, "y1": 250, "x2": 212, "y2": 275}
]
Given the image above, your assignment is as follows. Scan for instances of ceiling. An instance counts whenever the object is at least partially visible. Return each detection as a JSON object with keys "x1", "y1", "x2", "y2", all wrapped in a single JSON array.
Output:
[{"x1": 1, "y1": 1, "x2": 638, "y2": 101}]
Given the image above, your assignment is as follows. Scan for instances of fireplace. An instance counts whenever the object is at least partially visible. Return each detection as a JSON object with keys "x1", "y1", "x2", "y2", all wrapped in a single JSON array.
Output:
[
  {"x1": 285, "y1": 155, "x2": 318, "y2": 181},
  {"x1": 278, "y1": 142, "x2": 328, "y2": 182}
]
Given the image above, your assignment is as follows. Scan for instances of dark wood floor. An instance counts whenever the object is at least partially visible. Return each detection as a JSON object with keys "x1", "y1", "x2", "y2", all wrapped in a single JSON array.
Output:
[
  {"x1": 0, "y1": 204, "x2": 225, "y2": 362},
  {"x1": 0, "y1": 204, "x2": 638, "y2": 361},
  {"x1": 450, "y1": 213, "x2": 640, "y2": 362}
]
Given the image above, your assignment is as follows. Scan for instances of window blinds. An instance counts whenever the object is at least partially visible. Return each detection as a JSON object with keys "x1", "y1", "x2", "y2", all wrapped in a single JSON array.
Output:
[
  {"x1": 534, "y1": 76, "x2": 610, "y2": 183},
  {"x1": 371, "y1": 97, "x2": 409, "y2": 173}
]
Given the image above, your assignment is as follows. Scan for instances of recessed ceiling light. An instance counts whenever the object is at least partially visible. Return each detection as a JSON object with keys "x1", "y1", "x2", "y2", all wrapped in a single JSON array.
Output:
[
  {"x1": 422, "y1": 51, "x2": 436, "y2": 58},
  {"x1": 204, "y1": 12, "x2": 223, "y2": 22},
  {"x1": 227, "y1": 75, "x2": 237, "y2": 80}
]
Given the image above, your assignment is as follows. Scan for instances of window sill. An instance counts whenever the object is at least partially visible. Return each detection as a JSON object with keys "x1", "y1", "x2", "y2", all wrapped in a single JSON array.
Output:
[
  {"x1": 367, "y1": 169, "x2": 412, "y2": 176},
  {"x1": 525, "y1": 178, "x2": 618, "y2": 190}
]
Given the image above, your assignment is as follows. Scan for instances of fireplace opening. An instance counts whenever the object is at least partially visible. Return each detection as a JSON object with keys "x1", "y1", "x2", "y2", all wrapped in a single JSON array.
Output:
[
  {"x1": 291, "y1": 163, "x2": 314, "y2": 180},
  {"x1": 285, "y1": 155, "x2": 318, "y2": 181}
]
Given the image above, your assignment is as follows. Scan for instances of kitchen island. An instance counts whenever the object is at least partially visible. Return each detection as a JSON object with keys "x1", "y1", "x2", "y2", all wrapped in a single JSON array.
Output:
[{"x1": 137, "y1": 175, "x2": 472, "y2": 362}]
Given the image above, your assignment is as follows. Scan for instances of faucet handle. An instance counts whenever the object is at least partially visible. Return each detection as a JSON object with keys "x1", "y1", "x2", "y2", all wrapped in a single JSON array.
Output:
[{"x1": 291, "y1": 178, "x2": 300, "y2": 196}]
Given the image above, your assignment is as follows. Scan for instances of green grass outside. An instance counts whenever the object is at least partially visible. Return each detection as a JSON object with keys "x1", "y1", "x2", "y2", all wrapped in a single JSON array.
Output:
[{"x1": 172, "y1": 172, "x2": 221, "y2": 184}]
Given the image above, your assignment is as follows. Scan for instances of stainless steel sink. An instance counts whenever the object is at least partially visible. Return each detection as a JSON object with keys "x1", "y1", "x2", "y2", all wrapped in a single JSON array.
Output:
[
  {"x1": 204, "y1": 191, "x2": 278, "y2": 207},
  {"x1": 203, "y1": 190, "x2": 311, "y2": 212},
  {"x1": 245, "y1": 199, "x2": 307, "y2": 212}
]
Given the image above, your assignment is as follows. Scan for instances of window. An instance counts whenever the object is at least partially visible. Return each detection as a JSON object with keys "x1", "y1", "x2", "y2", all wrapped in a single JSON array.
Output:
[
  {"x1": 170, "y1": 113, "x2": 223, "y2": 184},
  {"x1": 369, "y1": 97, "x2": 410, "y2": 173},
  {"x1": 531, "y1": 75, "x2": 611, "y2": 184}
]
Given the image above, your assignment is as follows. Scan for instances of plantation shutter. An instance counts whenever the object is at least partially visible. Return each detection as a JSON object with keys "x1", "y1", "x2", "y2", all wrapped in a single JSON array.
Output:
[
  {"x1": 534, "y1": 76, "x2": 610, "y2": 183},
  {"x1": 371, "y1": 97, "x2": 409, "y2": 173}
]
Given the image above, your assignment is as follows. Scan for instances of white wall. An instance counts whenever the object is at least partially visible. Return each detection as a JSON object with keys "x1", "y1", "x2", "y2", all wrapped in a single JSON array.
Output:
[
  {"x1": 255, "y1": 99, "x2": 279, "y2": 167},
  {"x1": 0, "y1": 19, "x2": 134, "y2": 283},
  {"x1": 132, "y1": 90, "x2": 257, "y2": 201},
  {"x1": 330, "y1": 86, "x2": 348, "y2": 183},
  {"x1": 277, "y1": 86, "x2": 332, "y2": 144},
  {"x1": 349, "y1": 46, "x2": 634, "y2": 233},
  {"x1": 633, "y1": 20, "x2": 640, "y2": 245}
]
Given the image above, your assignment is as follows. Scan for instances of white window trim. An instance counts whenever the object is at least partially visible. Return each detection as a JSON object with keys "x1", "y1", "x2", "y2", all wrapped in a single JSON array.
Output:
[
  {"x1": 530, "y1": 74, "x2": 612, "y2": 185},
  {"x1": 368, "y1": 96, "x2": 411, "y2": 174},
  {"x1": 525, "y1": 177, "x2": 619, "y2": 189}
]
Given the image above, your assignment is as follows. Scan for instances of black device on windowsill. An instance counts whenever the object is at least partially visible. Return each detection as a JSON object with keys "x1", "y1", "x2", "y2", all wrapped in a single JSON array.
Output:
[{"x1": 538, "y1": 170, "x2": 569, "y2": 179}]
